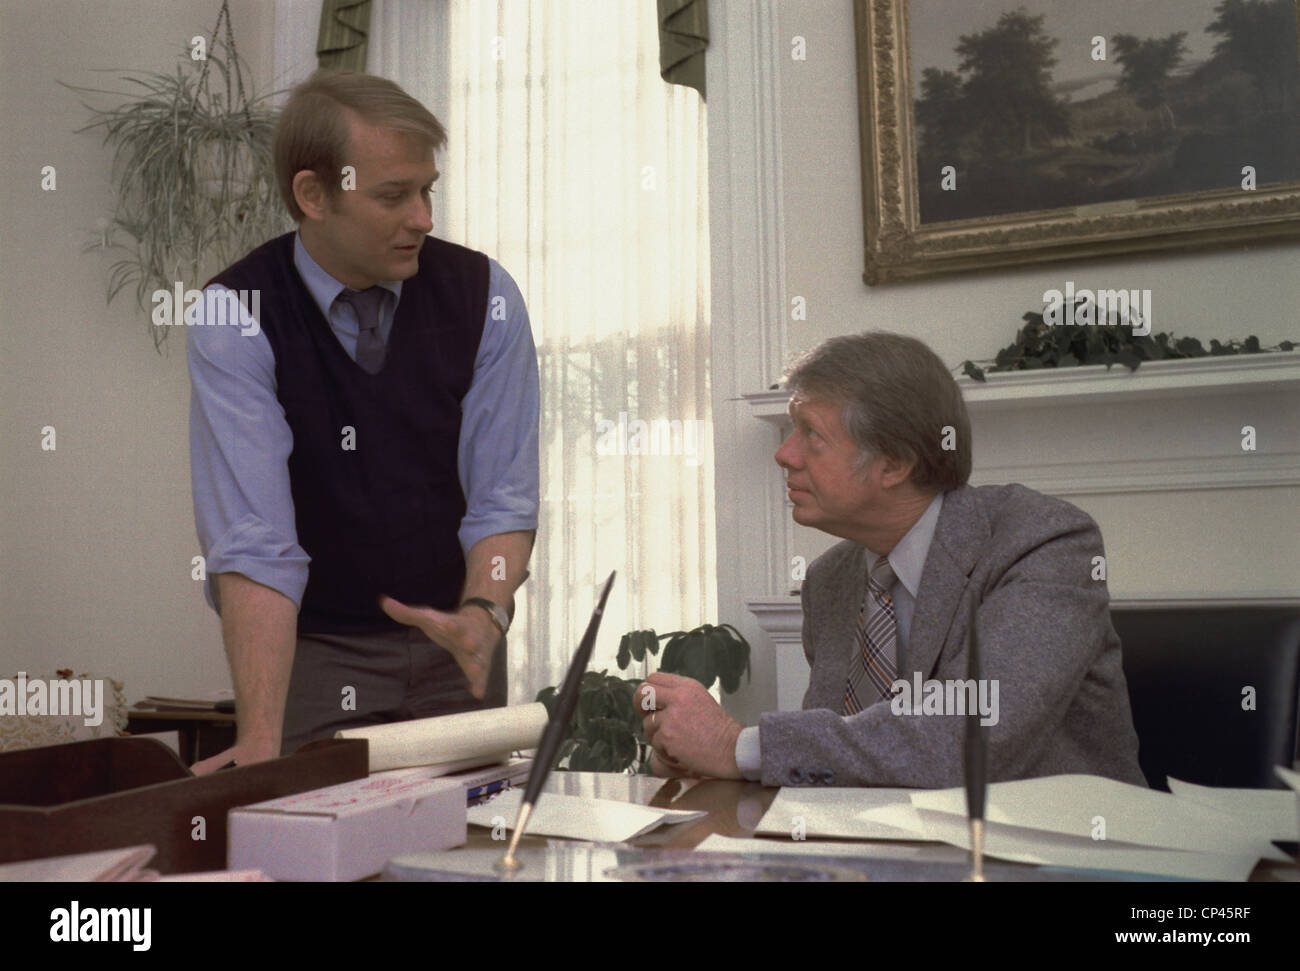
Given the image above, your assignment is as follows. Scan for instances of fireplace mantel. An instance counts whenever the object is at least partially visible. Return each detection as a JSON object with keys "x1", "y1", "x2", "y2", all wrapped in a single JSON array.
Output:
[{"x1": 743, "y1": 354, "x2": 1300, "y2": 496}]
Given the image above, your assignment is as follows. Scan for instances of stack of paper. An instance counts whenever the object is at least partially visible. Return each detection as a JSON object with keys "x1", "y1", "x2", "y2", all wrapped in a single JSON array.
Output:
[
  {"x1": 0, "y1": 845, "x2": 157, "y2": 882},
  {"x1": 1167, "y1": 776, "x2": 1299, "y2": 842},
  {"x1": 468, "y1": 789, "x2": 707, "y2": 842},
  {"x1": 749, "y1": 774, "x2": 1298, "y2": 881},
  {"x1": 0, "y1": 845, "x2": 270, "y2": 882},
  {"x1": 753, "y1": 787, "x2": 939, "y2": 842}
]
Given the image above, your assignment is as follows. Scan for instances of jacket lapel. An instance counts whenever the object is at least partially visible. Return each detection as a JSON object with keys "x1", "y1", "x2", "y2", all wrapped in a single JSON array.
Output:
[{"x1": 906, "y1": 486, "x2": 987, "y2": 679}]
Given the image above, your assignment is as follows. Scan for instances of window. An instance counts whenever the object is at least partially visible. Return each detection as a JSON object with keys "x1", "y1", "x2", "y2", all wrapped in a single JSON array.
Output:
[{"x1": 375, "y1": 0, "x2": 716, "y2": 696}]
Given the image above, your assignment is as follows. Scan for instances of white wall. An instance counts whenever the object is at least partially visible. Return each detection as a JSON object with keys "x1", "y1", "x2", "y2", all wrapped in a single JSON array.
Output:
[
  {"x1": 708, "y1": 0, "x2": 1300, "y2": 722},
  {"x1": 0, "y1": 0, "x2": 277, "y2": 697}
]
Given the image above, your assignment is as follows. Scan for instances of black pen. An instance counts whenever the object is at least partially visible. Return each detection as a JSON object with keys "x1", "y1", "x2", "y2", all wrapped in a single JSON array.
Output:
[
  {"x1": 498, "y1": 571, "x2": 616, "y2": 873},
  {"x1": 964, "y1": 590, "x2": 987, "y2": 882}
]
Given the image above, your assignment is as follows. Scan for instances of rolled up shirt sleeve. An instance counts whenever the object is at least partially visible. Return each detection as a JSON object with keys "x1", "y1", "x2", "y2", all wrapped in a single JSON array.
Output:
[
  {"x1": 456, "y1": 259, "x2": 541, "y2": 555},
  {"x1": 187, "y1": 284, "x2": 310, "y2": 612}
]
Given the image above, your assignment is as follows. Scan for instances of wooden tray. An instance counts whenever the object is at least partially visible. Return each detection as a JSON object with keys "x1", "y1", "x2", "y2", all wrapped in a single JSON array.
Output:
[{"x1": 0, "y1": 736, "x2": 368, "y2": 873}]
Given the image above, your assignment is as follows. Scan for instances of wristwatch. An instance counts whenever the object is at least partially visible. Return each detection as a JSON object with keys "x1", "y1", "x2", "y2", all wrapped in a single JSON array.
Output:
[{"x1": 461, "y1": 597, "x2": 510, "y2": 636}]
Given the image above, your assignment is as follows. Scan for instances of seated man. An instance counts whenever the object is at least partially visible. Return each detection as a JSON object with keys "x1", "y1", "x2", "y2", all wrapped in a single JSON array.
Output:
[{"x1": 638, "y1": 332, "x2": 1145, "y2": 788}]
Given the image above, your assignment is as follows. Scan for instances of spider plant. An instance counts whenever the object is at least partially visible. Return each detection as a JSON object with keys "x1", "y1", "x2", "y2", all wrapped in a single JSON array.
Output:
[{"x1": 62, "y1": 3, "x2": 288, "y2": 352}]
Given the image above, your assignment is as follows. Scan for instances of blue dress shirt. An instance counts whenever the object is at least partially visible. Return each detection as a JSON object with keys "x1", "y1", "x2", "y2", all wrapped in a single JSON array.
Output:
[
  {"x1": 187, "y1": 233, "x2": 540, "y2": 612},
  {"x1": 734, "y1": 493, "x2": 945, "y2": 779}
]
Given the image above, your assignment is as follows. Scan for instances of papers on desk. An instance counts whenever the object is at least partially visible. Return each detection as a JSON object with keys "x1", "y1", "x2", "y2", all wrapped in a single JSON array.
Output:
[
  {"x1": 1279, "y1": 766, "x2": 1300, "y2": 792},
  {"x1": 1167, "y1": 776, "x2": 1300, "y2": 842},
  {"x1": 0, "y1": 845, "x2": 157, "y2": 882},
  {"x1": 0, "y1": 845, "x2": 271, "y2": 882},
  {"x1": 754, "y1": 787, "x2": 940, "y2": 842},
  {"x1": 468, "y1": 789, "x2": 707, "y2": 842},
  {"x1": 748, "y1": 774, "x2": 1298, "y2": 882},
  {"x1": 698, "y1": 833, "x2": 968, "y2": 864},
  {"x1": 910, "y1": 775, "x2": 1287, "y2": 858},
  {"x1": 911, "y1": 809, "x2": 1259, "y2": 882}
]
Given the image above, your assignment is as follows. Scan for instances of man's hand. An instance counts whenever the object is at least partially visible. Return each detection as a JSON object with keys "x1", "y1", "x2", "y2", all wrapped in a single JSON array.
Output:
[
  {"x1": 191, "y1": 738, "x2": 279, "y2": 776},
  {"x1": 634, "y1": 672, "x2": 743, "y2": 780},
  {"x1": 379, "y1": 596, "x2": 499, "y2": 699},
  {"x1": 648, "y1": 748, "x2": 690, "y2": 778}
]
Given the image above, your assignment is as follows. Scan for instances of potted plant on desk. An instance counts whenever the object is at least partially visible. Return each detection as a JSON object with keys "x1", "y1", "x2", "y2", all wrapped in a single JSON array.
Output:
[{"x1": 535, "y1": 624, "x2": 751, "y2": 774}]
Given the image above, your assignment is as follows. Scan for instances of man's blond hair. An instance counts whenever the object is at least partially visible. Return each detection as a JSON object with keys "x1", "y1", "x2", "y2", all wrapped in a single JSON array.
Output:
[{"x1": 273, "y1": 70, "x2": 447, "y2": 221}]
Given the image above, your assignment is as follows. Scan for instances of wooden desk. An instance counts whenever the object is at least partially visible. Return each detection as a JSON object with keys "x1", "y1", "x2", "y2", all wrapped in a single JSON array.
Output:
[
  {"x1": 459, "y1": 772, "x2": 1300, "y2": 881},
  {"x1": 459, "y1": 773, "x2": 775, "y2": 853}
]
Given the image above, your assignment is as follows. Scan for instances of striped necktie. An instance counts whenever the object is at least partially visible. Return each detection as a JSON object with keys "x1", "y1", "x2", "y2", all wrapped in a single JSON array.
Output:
[{"x1": 843, "y1": 555, "x2": 900, "y2": 714}]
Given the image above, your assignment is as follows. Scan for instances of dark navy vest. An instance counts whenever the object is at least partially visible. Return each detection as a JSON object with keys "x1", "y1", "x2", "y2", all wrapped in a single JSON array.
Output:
[{"x1": 209, "y1": 233, "x2": 488, "y2": 633}]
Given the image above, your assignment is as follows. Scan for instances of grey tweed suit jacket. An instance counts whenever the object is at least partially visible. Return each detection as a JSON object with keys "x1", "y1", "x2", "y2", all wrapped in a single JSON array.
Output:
[{"x1": 758, "y1": 483, "x2": 1146, "y2": 788}]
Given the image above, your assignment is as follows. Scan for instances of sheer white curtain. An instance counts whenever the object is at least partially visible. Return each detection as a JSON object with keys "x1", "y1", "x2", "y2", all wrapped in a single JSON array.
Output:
[{"x1": 372, "y1": 0, "x2": 716, "y2": 700}]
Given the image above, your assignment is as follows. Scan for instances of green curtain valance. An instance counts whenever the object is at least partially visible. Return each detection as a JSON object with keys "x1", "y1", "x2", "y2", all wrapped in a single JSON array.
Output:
[
  {"x1": 317, "y1": 0, "x2": 372, "y2": 71},
  {"x1": 657, "y1": 0, "x2": 708, "y2": 100}
]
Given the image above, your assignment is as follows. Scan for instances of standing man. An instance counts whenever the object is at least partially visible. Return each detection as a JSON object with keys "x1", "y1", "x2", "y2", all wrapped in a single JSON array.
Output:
[
  {"x1": 638, "y1": 332, "x2": 1144, "y2": 788},
  {"x1": 187, "y1": 71, "x2": 538, "y2": 772}
]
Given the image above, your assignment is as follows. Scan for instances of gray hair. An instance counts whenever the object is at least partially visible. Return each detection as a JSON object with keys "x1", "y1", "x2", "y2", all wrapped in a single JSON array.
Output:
[{"x1": 783, "y1": 332, "x2": 971, "y2": 492}]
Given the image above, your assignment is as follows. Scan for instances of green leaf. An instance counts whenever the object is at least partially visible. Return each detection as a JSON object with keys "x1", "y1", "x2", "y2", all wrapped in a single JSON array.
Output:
[
  {"x1": 639, "y1": 630, "x2": 660, "y2": 661},
  {"x1": 679, "y1": 631, "x2": 718, "y2": 690},
  {"x1": 660, "y1": 634, "x2": 684, "y2": 673},
  {"x1": 1115, "y1": 350, "x2": 1142, "y2": 371},
  {"x1": 535, "y1": 685, "x2": 557, "y2": 716},
  {"x1": 961, "y1": 360, "x2": 986, "y2": 382}
]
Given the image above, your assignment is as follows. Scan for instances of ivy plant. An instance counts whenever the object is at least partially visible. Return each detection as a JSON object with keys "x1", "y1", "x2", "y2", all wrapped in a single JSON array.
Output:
[{"x1": 960, "y1": 312, "x2": 1296, "y2": 382}]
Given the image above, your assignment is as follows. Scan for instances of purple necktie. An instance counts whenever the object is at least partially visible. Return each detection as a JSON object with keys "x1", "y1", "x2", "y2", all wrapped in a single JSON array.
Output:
[{"x1": 339, "y1": 287, "x2": 387, "y2": 374}]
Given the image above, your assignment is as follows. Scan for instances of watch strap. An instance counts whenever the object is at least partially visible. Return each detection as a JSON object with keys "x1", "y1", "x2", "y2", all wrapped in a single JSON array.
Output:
[{"x1": 462, "y1": 597, "x2": 509, "y2": 636}]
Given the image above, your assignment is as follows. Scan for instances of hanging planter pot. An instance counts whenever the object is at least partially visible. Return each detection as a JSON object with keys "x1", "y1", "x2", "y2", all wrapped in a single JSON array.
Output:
[
  {"x1": 195, "y1": 133, "x2": 256, "y2": 203},
  {"x1": 61, "y1": 0, "x2": 289, "y2": 352}
]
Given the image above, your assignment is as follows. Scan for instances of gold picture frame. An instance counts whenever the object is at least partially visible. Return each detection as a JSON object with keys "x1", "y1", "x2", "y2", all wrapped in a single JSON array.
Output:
[{"x1": 855, "y1": 0, "x2": 1300, "y2": 284}]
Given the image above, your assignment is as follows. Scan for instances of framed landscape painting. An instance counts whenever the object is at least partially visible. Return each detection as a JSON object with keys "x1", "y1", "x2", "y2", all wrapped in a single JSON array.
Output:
[{"x1": 855, "y1": 0, "x2": 1300, "y2": 283}]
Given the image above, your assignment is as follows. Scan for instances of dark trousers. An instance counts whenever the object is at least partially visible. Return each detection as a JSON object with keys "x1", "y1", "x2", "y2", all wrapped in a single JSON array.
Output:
[{"x1": 280, "y1": 626, "x2": 508, "y2": 756}]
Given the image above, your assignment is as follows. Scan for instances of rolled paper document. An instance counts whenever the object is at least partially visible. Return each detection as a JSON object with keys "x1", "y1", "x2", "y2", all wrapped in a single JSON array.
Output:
[{"x1": 336, "y1": 702, "x2": 549, "y2": 772}]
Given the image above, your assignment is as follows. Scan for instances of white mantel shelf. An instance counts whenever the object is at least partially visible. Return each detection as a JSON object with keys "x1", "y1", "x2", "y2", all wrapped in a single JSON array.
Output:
[
  {"x1": 740, "y1": 352, "x2": 1300, "y2": 497},
  {"x1": 743, "y1": 353, "x2": 1300, "y2": 420}
]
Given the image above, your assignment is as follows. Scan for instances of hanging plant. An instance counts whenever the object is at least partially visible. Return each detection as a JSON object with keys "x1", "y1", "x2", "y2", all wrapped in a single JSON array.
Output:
[{"x1": 62, "y1": 0, "x2": 290, "y2": 352}]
